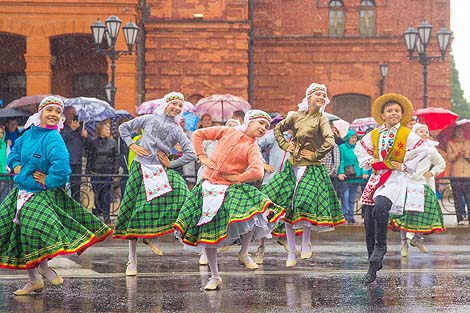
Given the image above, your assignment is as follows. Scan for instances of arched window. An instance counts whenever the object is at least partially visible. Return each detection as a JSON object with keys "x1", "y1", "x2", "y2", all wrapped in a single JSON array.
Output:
[
  {"x1": 329, "y1": 0, "x2": 345, "y2": 37},
  {"x1": 360, "y1": 0, "x2": 376, "y2": 37}
]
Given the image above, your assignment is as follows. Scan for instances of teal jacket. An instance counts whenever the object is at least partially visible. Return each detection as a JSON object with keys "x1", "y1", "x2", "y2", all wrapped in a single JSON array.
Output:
[
  {"x1": 7, "y1": 126, "x2": 71, "y2": 192},
  {"x1": 0, "y1": 135, "x2": 8, "y2": 181},
  {"x1": 338, "y1": 130, "x2": 366, "y2": 182}
]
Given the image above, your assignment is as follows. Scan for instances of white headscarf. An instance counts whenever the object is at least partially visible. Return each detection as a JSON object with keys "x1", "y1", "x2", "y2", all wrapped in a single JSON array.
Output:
[
  {"x1": 298, "y1": 83, "x2": 330, "y2": 113},
  {"x1": 155, "y1": 91, "x2": 185, "y2": 121},
  {"x1": 412, "y1": 122, "x2": 439, "y2": 147},
  {"x1": 238, "y1": 110, "x2": 272, "y2": 131},
  {"x1": 24, "y1": 96, "x2": 65, "y2": 131}
]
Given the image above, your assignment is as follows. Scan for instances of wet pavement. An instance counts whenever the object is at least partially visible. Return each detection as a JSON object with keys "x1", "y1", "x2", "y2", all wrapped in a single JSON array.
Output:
[{"x1": 2, "y1": 226, "x2": 470, "y2": 312}]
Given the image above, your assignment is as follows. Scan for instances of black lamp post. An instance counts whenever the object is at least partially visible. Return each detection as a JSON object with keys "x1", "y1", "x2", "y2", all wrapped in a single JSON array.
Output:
[
  {"x1": 90, "y1": 16, "x2": 139, "y2": 107},
  {"x1": 403, "y1": 21, "x2": 452, "y2": 108},
  {"x1": 379, "y1": 63, "x2": 389, "y2": 95}
]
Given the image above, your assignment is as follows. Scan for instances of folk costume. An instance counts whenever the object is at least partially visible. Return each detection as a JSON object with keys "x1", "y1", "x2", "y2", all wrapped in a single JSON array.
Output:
[
  {"x1": 354, "y1": 93, "x2": 429, "y2": 283},
  {"x1": 389, "y1": 123, "x2": 446, "y2": 256},
  {"x1": 174, "y1": 110, "x2": 284, "y2": 290},
  {"x1": 0, "y1": 96, "x2": 112, "y2": 295},
  {"x1": 262, "y1": 83, "x2": 344, "y2": 268},
  {"x1": 114, "y1": 92, "x2": 196, "y2": 276}
]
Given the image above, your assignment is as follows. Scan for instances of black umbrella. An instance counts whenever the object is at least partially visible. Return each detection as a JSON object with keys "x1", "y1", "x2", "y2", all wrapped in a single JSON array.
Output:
[{"x1": 0, "y1": 107, "x2": 31, "y2": 125}]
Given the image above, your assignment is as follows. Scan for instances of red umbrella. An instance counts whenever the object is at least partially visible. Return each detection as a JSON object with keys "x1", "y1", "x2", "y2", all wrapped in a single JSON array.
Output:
[
  {"x1": 437, "y1": 119, "x2": 470, "y2": 151},
  {"x1": 7, "y1": 95, "x2": 66, "y2": 114},
  {"x1": 349, "y1": 117, "x2": 379, "y2": 136},
  {"x1": 414, "y1": 107, "x2": 458, "y2": 131}
]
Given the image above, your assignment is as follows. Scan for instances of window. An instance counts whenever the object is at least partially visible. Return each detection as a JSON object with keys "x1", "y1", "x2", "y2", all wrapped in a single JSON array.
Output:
[
  {"x1": 329, "y1": 0, "x2": 345, "y2": 37},
  {"x1": 360, "y1": 0, "x2": 376, "y2": 37}
]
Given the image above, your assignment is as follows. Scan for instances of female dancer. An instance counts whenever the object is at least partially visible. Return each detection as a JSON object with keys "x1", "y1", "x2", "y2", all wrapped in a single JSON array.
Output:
[
  {"x1": 354, "y1": 93, "x2": 429, "y2": 283},
  {"x1": 389, "y1": 123, "x2": 446, "y2": 256},
  {"x1": 262, "y1": 83, "x2": 344, "y2": 268},
  {"x1": 0, "y1": 96, "x2": 112, "y2": 295},
  {"x1": 174, "y1": 110, "x2": 285, "y2": 290},
  {"x1": 113, "y1": 92, "x2": 196, "y2": 276}
]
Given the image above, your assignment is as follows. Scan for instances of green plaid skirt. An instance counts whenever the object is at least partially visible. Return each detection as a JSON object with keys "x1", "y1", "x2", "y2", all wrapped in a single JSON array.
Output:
[
  {"x1": 389, "y1": 185, "x2": 445, "y2": 234},
  {"x1": 174, "y1": 181, "x2": 285, "y2": 247},
  {"x1": 262, "y1": 162, "x2": 344, "y2": 229},
  {"x1": 0, "y1": 187, "x2": 112, "y2": 270},
  {"x1": 113, "y1": 161, "x2": 189, "y2": 239}
]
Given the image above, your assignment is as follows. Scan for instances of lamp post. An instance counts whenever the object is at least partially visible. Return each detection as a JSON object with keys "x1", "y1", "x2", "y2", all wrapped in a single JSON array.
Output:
[
  {"x1": 90, "y1": 16, "x2": 139, "y2": 107},
  {"x1": 402, "y1": 21, "x2": 452, "y2": 108},
  {"x1": 379, "y1": 63, "x2": 388, "y2": 96}
]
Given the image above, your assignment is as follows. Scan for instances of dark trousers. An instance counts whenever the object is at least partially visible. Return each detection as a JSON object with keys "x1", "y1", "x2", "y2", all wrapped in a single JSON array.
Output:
[
  {"x1": 450, "y1": 178, "x2": 470, "y2": 222},
  {"x1": 363, "y1": 196, "x2": 393, "y2": 265},
  {"x1": 70, "y1": 164, "x2": 82, "y2": 202},
  {"x1": 91, "y1": 176, "x2": 112, "y2": 222}
]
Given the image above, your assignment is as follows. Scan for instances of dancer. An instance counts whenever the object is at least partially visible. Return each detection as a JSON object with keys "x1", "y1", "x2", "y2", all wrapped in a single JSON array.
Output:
[
  {"x1": 113, "y1": 92, "x2": 196, "y2": 276},
  {"x1": 389, "y1": 123, "x2": 446, "y2": 256},
  {"x1": 262, "y1": 83, "x2": 344, "y2": 268},
  {"x1": 0, "y1": 96, "x2": 112, "y2": 295},
  {"x1": 354, "y1": 93, "x2": 429, "y2": 283},
  {"x1": 174, "y1": 110, "x2": 285, "y2": 290}
]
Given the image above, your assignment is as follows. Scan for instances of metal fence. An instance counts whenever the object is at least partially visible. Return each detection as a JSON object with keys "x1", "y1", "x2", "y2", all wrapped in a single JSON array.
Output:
[{"x1": 0, "y1": 174, "x2": 460, "y2": 219}]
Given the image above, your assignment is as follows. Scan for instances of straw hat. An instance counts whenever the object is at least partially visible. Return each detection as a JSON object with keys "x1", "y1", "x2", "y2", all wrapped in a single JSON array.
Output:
[{"x1": 371, "y1": 93, "x2": 414, "y2": 125}]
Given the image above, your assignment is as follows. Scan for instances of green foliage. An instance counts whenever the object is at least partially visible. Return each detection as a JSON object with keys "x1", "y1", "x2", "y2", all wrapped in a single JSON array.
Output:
[{"x1": 451, "y1": 56, "x2": 470, "y2": 119}]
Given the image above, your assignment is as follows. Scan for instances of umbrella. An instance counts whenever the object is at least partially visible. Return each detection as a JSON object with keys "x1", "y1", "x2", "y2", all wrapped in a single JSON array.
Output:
[
  {"x1": 414, "y1": 107, "x2": 458, "y2": 131},
  {"x1": 136, "y1": 99, "x2": 195, "y2": 115},
  {"x1": 84, "y1": 110, "x2": 134, "y2": 137},
  {"x1": 0, "y1": 108, "x2": 31, "y2": 125},
  {"x1": 333, "y1": 119, "x2": 350, "y2": 138},
  {"x1": 64, "y1": 97, "x2": 115, "y2": 122},
  {"x1": 7, "y1": 95, "x2": 66, "y2": 114},
  {"x1": 195, "y1": 94, "x2": 251, "y2": 123},
  {"x1": 349, "y1": 117, "x2": 379, "y2": 136},
  {"x1": 323, "y1": 112, "x2": 340, "y2": 122},
  {"x1": 437, "y1": 119, "x2": 470, "y2": 151}
]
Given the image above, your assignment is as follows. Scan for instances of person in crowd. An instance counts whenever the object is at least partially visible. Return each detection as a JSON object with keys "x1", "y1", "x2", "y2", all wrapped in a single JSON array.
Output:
[
  {"x1": 174, "y1": 110, "x2": 284, "y2": 291},
  {"x1": 354, "y1": 93, "x2": 429, "y2": 284},
  {"x1": 86, "y1": 121, "x2": 119, "y2": 224},
  {"x1": 116, "y1": 117, "x2": 131, "y2": 197},
  {"x1": 231, "y1": 110, "x2": 245, "y2": 125},
  {"x1": 254, "y1": 114, "x2": 291, "y2": 264},
  {"x1": 322, "y1": 122, "x2": 342, "y2": 196},
  {"x1": 61, "y1": 106, "x2": 88, "y2": 202},
  {"x1": 406, "y1": 116, "x2": 418, "y2": 129},
  {"x1": 262, "y1": 83, "x2": 344, "y2": 268},
  {"x1": 446, "y1": 125, "x2": 470, "y2": 224},
  {"x1": 179, "y1": 117, "x2": 197, "y2": 189},
  {"x1": 337, "y1": 130, "x2": 369, "y2": 224},
  {"x1": 0, "y1": 96, "x2": 111, "y2": 295},
  {"x1": 197, "y1": 113, "x2": 213, "y2": 129},
  {"x1": 113, "y1": 92, "x2": 196, "y2": 276},
  {"x1": 389, "y1": 123, "x2": 445, "y2": 257},
  {"x1": 0, "y1": 125, "x2": 11, "y2": 200},
  {"x1": 5, "y1": 118, "x2": 21, "y2": 149}
]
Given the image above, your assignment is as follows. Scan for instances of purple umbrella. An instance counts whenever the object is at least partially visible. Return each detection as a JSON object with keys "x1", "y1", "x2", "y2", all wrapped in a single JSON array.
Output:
[{"x1": 195, "y1": 94, "x2": 251, "y2": 123}]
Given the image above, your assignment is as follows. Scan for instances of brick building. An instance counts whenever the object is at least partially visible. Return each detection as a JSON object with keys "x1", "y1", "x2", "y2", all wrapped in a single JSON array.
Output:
[{"x1": 0, "y1": 0, "x2": 451, "y2": 121}]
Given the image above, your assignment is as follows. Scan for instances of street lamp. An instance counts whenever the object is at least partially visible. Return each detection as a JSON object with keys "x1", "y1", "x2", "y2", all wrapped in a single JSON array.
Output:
[
  {"x1": 402, "y1": 21, "x2": 452, "y2": 108},
  {"x1": 90, "y1": 16, "x2": 139, "y2": 107},
  {"x1": 379, "y1": 63, "x2": 389, "y2": 95}
]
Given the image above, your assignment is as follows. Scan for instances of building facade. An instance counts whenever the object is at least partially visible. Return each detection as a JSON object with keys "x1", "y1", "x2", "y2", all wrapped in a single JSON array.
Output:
[{"x1": 0, "y1": 0, "x2": 451, "y2": 121}]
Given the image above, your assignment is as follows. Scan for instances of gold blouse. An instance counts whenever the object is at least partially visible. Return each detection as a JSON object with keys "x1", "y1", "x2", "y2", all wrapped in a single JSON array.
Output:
[{"x1": 274, "y1": 110, "x2": 335, "y2": 167}]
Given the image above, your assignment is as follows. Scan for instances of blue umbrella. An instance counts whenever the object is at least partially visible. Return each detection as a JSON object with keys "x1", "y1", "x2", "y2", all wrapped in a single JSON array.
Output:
[
  {"x1": 84, "y1": 109, "x2": 133, "y2": 137},
  {"x1": 64, "y1": 97, "x2": 115, "y2": 122}
]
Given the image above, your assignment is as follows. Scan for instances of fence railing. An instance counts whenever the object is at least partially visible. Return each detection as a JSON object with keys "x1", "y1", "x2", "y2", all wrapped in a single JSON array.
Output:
[{"x1": 0, "y1": 174, "x2": 462, "y2": 219}]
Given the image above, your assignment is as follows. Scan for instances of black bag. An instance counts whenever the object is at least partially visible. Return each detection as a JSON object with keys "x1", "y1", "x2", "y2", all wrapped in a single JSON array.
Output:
[{"x1": 344, "y1": 165, "x2": 357, "y2": 177}]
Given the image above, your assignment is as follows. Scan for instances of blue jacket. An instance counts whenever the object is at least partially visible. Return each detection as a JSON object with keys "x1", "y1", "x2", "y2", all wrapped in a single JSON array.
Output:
[{"x1": 7, "y1": 126, "x2": 71, "y2": 192}]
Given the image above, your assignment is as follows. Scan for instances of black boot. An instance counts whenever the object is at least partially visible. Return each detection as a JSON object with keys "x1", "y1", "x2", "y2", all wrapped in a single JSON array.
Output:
[{"x1": 363, "y1": 262, "x2": 382, "y2": 284}]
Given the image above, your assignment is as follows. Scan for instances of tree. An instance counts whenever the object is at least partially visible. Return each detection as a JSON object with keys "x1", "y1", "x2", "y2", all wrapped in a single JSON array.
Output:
[{"x1": 451, "y1": 55, "x2": 470, "y2": 119}]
